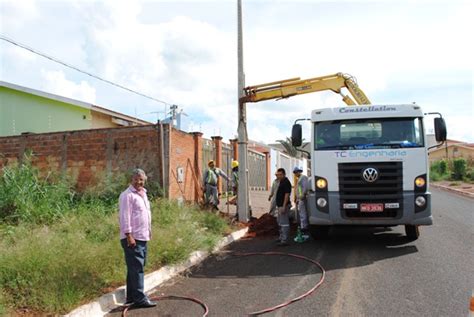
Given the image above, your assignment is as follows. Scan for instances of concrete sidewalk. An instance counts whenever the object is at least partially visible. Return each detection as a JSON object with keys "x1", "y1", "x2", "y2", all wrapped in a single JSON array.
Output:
[
  {"x1": 218, "y1": 190, "x2": 271, "y2": 218},
  {"x1": 431, "y1": 181, "x2": 474, "y2": 199}
]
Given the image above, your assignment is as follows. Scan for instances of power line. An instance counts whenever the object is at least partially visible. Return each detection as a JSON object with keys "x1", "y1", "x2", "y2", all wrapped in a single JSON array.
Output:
[{"x1": 0, "y1": 34, "x2": 171, "y2": 106}]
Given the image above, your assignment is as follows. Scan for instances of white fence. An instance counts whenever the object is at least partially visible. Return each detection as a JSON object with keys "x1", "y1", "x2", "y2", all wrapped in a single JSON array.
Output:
[{"x1": 270, "y1": 148, "x2": 308, "y2": 186}]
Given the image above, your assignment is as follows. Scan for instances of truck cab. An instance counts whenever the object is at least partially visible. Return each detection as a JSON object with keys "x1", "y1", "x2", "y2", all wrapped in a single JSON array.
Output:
[{"x1": 292, "y1": 104, "x2": 447, "y2": 239}]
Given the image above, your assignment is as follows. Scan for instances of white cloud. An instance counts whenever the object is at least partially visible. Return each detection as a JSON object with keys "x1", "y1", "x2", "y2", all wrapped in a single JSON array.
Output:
[
  {"x1": 0, "y1": 0, "x2": 472, "y2": 144},
  {"x1": 0, "y1": 0, "x2": 38, "y2": 30},
  {"x1": 41, "y1": 70, "x2": 96, "y2": 104},
  {"x1": 76, "y1": 1, "x2": 237, "y2": 128},
  {"x1": 440, "y1": 116, "x2": 474, "y2": 142}
]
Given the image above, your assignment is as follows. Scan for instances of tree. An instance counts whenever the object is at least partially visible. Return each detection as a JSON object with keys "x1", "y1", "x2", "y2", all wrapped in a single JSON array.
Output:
[{"x1": 277, "y1": 137, "x2": 304, "y2": 158}]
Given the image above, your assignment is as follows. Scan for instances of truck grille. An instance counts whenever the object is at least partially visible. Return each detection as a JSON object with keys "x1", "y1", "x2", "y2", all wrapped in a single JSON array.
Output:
[{"x1": 338, "y1": 162, "x2": 403, "y2": 218}]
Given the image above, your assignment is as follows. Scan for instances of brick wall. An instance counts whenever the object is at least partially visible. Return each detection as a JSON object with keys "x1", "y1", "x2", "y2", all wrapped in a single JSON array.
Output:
[
  {"x1": 168, "y1": 129, "x2": 201, "y2": 202},
  {"x1": 0, "y1": 124, "x2": 206, "y2": 202},
  {"x1": 0, "y1": 124, "x2": 271, "y2": 202},
  {"x1": 0, "y1": 125, "x2": 164, "y2": 192}
]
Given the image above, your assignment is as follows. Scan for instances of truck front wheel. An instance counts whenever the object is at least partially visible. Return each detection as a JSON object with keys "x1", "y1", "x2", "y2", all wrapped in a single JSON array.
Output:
[
  {"x1": 309, "y1": 225, "x2": 330, "y2": 239},
  {"x1": 405, "y1": 225, "x2": 420, "y2": 240}
]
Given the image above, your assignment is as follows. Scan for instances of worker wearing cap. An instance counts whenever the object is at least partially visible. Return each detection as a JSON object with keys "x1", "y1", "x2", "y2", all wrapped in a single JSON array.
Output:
[
  {"x1": 229, "y1": 160, "x2": 253, "y2": 220},
  {"x1": 231, "y1": 160, "x2": 239, "y2": 193},
  {"x1": 203, "y1": 160, "x2": 229, "y2": 210},
  {"x1": 293, "y1": 166, "x2": 310, "y2": 239},
  {"x1": 228, "y1": 160, "x2": 239, "y2": 206}
]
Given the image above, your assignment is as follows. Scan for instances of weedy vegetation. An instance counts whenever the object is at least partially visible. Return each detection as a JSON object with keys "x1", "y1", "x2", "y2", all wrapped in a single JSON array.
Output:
[{"x1": 0, "y1": 156, "x2": 229, "y2": 314}]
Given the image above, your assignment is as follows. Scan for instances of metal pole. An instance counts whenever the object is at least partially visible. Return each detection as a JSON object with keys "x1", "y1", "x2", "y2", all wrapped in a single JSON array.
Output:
[
  {"x1": 159, "y1": 121, "x2": 166, "y2": 198},
  {"x1": 445, "y1": 141, "x2": 448, "y2": 160},
  {"x1": 237, "y1": 0, "x2": 249, "y2": 222},
  {"x1": 226, "y1": 150, "x2": 230, "y2": 215}
]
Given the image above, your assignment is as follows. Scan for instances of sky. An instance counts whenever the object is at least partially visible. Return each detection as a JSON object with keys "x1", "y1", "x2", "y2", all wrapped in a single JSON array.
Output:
[{"x1": 1, "y1": 0, "x2": 473, "y2": 143}]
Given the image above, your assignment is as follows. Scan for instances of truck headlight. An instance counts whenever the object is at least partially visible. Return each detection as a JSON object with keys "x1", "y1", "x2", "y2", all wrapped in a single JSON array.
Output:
[
  {"x1": 414, "y1": 174, "x2": 427, "y2": 192},
  {"x1": 415, "y1": 196, "x2": 426, "y2": 207},
  {"x1": 317, "y1": 197, "x2": 327, "y2": 208},
  {"x1": 316, "y1": 178, "x2": 327, "y2": 189},
  {"x1": 415, "y1": 177, "x2": 426, "y2": 188}
]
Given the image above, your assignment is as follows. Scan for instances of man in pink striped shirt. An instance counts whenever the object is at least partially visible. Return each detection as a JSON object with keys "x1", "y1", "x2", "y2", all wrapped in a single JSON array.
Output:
[{"x1": 119, "y1": 168, "x2": 156, "y2": 308}]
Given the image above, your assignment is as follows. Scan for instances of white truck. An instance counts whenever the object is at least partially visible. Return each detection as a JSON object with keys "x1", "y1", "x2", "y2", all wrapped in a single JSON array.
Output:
[
  {"x1": 291, "y1": 104, "x2": 447, "y2": 239},
  {"x1": 240, "y1": 73, "x2": 446, "y2": 239}
]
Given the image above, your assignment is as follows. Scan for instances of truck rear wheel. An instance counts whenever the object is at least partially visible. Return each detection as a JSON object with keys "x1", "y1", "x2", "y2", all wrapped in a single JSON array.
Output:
[
  {"x1": 309, "y1": 225, "x2": 330, "y2": 239},
  {"x1": 405, "y1": 225, "x2": 420, "y2": 240}
]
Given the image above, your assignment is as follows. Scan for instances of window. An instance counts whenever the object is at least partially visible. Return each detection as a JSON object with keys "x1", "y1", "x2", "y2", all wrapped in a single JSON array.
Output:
[
  {"x1": 315, "y1": 117, "x2": 424, "y2": 150},
  {"x1": 340, "y1": 122, "x2": 382, "y2": 142}
]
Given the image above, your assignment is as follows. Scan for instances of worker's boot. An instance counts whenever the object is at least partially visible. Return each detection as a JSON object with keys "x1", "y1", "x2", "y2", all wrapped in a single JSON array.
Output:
[
  {"x1": 277, "y1": 240, "x2": 289, "y2": 247},
  {"x1": 301, "y1": 228, "x2": 310, "y2": 241},
  {"x1": 294, "y1": 227, "x2": 305, "y2": 243}
]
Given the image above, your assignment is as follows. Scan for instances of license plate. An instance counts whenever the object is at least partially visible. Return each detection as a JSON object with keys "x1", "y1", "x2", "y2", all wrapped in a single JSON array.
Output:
[{"x1": 360, "y1": 203, "x2": 384, "y2": 212}]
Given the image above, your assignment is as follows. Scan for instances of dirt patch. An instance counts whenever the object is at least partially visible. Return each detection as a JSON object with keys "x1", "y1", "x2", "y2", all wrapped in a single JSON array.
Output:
[{"x1": 245, "y1": 213, "x2": 279, "y2": 238}]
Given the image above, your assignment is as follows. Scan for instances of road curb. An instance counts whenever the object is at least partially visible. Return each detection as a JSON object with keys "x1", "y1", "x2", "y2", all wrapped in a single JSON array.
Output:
[
  {"x1": 431, "y1": 183, "x2": 474, "y2": 199},
  {"x1": 65, "y1": 227, "x2": 249, "y2": 317}
]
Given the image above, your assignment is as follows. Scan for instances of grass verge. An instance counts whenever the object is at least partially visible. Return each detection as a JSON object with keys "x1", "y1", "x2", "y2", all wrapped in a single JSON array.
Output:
[
  {"x1": 0, "y1": 200, "x2": 229, "y2": 315},
  {"x1": 0, "y1": 158, "x2": 230, "y2": 315}
]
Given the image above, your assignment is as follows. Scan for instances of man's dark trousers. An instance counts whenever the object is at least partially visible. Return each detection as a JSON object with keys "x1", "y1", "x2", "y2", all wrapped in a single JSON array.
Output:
[{"x1": 121, "y1": 239, "x2": 148, "y2": 304}]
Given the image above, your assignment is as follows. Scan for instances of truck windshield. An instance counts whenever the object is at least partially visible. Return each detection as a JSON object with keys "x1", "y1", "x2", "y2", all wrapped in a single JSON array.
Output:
[{"x1": 315, "y1": 117, "x2": 424, "y2": 150}]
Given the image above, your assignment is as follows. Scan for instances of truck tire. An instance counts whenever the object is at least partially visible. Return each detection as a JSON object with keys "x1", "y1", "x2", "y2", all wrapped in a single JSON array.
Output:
[
  {"x1": 405, "y1": 225, "x2": 420, "y2": 240},
  {"x1": 309, "y1": 225, "x2": 330, "y2": 239}
]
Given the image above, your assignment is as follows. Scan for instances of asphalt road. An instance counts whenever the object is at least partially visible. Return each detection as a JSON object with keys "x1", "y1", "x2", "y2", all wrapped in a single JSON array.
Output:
[{"x1": 108, "y1": 188, "x2": 474, "y2": 317}]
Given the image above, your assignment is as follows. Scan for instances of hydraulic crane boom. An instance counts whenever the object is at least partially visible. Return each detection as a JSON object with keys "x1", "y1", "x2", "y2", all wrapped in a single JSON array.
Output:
[{"x1": 241, "y1": 72, "x2": 371, "y2": 105}]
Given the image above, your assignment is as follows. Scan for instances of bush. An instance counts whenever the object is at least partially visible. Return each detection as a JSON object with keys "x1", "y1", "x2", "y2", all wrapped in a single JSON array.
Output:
[
  {"x1": 80, "y1": 171, "x2": 129, "y2": 205},
  {"x1": 0, "y1": 156, "x2": 164, "y2": 223},
  {"x1": 452, "y1": 158, "x2": 467, "y2": 180},
  {"x1": 0, "y1": 291, "x2": 6, "y2": 317},
  {"x1": 429, "y1": 171, "x2": 441, "y2": 182},
  {"x1": 438, "y1": 159, "x2": 448, "y2": 175},
  {"x1": 80, "y1": 171, "x2": 163, "y2": 206},
  {"x1": 0, "y1": 157, "x2": 75, "y2": 224},
  {"x1": 465, "y1": 168, "x2": 474, "y2": 183},
  {"x1": 430, "y1": 159, "x2": 448, "y2": 176}
]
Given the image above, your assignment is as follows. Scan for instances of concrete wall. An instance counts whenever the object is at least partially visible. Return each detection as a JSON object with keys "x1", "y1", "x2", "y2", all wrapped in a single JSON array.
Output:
[
  {"x1": 91, "y1": 110, "x2": 119, "y2": 129},
  {"x1": 0, "y1": 86, "x2": 92, "y2": 136},
  {"x1": 429, "y1": 144, "x2": 474, "y2": 163},
  {"x1": 269, "y1": 148, "x2": 308, "y2": 186},
  {"x1": 0, "y1": 86, "x2": 141, "y2": 136}
]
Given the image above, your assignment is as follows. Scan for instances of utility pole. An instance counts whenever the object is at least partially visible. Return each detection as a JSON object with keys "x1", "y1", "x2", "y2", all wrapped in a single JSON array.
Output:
[{"x1": 237, "y1": 0, "x2": 249, "y2": 222}]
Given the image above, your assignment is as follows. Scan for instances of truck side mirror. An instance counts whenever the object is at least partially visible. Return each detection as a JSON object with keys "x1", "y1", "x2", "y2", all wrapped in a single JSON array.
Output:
[
  {"x1": 291, "y1": 124, "x2": 302, "y2": 147},
  {"x1": 434, "y1": 117, "x2": 447, "y2": 142}
]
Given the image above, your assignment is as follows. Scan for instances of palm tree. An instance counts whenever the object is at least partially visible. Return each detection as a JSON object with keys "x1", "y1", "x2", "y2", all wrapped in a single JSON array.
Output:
[{"x1": 277, "y1": 137, "x2": 304, "y2": 157}]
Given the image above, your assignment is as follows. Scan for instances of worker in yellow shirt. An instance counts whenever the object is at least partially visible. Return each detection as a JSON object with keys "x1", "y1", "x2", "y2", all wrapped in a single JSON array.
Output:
[{"x1": 293, "y1": 166, "x2": 310, "y2": 241}]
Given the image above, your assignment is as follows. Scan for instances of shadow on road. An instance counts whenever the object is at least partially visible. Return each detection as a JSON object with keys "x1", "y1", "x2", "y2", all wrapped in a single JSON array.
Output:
[
  {"x1": 189, "y1": 226, "x2": 418, "y2": 280},
  {"x1": 316, "y1": 226, "x2": 419, "y2": 272},
  {"x1": 106, "y1": 226, "x2": 420, "y2": 317}
]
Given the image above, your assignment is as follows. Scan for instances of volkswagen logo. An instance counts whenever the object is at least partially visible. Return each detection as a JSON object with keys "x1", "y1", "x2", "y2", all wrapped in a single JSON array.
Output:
[{"x1": 362, "y1": 167, "x2": 379, "y2": 183}]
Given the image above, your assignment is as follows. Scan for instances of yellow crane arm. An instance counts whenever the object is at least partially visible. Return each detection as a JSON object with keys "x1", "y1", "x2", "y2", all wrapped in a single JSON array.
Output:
[{"x1": 241, "y1": 72, "x2": 371, "y2": 106}]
